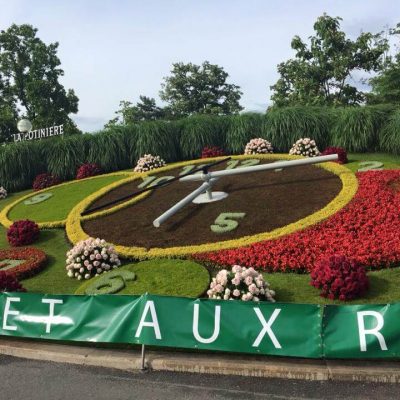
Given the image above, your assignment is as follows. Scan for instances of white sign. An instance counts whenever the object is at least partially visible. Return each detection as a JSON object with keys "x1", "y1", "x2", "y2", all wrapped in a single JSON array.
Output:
[{"x1": 13, "y1": 124, "x2": 64, "y2": 142}]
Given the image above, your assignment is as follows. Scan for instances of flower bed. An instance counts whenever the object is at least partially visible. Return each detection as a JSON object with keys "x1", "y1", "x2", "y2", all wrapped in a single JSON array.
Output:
[
  {"x1": 196, "y1": 170, "x2": 400, "y2": 272},
  {"x1": 33, "y1": 173, "x2": 61, "y2": 191},
  {"x1": 7, "y1": 220, "x2": 40, "y2": 246},
  {"x1": 0, "y1": 247, "x2": 47, "y2": 279}
]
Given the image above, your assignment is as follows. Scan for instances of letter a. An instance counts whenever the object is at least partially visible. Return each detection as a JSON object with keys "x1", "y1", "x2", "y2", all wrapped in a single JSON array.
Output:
[{"x1": 135, "y1": 300, "x2": 162, "y2": 340}]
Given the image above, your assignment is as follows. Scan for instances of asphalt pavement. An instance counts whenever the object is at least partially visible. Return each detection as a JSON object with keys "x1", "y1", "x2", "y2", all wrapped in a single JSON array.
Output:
[{"x1": 1, "y1": 355, "x2": 400, "y2": 400}]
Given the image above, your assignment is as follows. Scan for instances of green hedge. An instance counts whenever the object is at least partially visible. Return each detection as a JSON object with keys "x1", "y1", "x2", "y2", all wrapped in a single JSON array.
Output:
[{"x1": 1, "y1": 106, "x2": 399, "y2": 192}]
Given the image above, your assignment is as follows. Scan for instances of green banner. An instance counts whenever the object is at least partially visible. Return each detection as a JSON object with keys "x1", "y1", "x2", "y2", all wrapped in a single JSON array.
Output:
[
  {"x1": 2, "y1": 292, "x2": 400, "y2": 359},
  {"x1": 322, "y1": 304, "x2": 400, "y2": 358},
  {"x1": 0, "y1": 292, "x2": 322, "y2": 358}
]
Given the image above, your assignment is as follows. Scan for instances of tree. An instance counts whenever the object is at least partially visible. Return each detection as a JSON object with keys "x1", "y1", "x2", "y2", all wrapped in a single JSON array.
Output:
[
  {"x1": 160, "y1": 61, "x2": 243, "y2": 116},
  {"x1": 270, "y1": 14, "x2": 389, "y2": 107},
  {"x1": 107, "y1": 96, "x2": 167, "y2": 126},
  {"x1": 368, "y1": 24, "x2": 400, "y2": 104},
  {"x1": 0, "y1": 24, "x2": 79, "y2": 142}
]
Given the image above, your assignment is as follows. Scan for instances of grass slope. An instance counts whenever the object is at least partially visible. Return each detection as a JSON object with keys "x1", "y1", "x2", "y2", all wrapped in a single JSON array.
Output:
[
  {"x1": 8, "y1": 174, "x2": 126, "y2": 223},
  {"x1": 75, "y1": 260, "x2": 210, "y2": 298}
]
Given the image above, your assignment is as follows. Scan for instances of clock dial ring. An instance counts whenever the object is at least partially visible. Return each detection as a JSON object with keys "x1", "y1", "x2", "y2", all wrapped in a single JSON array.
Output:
[{"x1": 66, "y1": 155, "x2": 358, "y2": 258}]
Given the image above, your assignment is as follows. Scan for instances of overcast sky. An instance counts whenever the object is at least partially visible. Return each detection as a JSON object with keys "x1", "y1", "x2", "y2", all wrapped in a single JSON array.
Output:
[{"x1": 0, "y1": 0, "x2": 398, "y2": 132}]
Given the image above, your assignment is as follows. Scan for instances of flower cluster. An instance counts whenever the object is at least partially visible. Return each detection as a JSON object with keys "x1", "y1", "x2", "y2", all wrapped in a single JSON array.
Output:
[
  {"x1": 0, "y1": 248, "x2": 47, "y2": 279},
  {"x1": 32, "y1": 173, "x2": 61, "y2": 191},
  {"x1": 66, "y1": 237, "x2": 121, "y2": 280},
  {"x1": 322, "y1": 146, "x2": 348, "y2": 164},
  {"x1": 196, "y1": 170, "x2": 400, "y2": 272},
  {"x1": 289, "y1": 138, "x2": 320, "y2": 157},
  {"x1": 134, "y1": 154, "x2": 166, "y2": 173},
  {"x1": 0, "y1": 271, "x2": 26, "y2": 292},
  {"x1": 244, "y1": 138, "x2": 274, "y2": 155},
  {"x1": 310, "y1": 255, "x2": 369, "y2": 301},
  {"x1": 7, "y1": 220, "x2": 40, "y2": 246},
  {"x1": 76, "y1": 163, "x2": 102, "y2": 179},
  {"x1": 0, "y1": 186, "x2": 7, "y2": 199},
  {"x1": 207, "y1": 265, "x2": 275, "y2": 302},
  {"x1": 201, "y1": 146, "x2": 226, "y2": 158}
]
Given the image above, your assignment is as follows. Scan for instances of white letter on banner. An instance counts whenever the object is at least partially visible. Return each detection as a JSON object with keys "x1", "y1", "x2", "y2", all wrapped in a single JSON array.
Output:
[
  {"x1": 2, "y1": 297, "x2": 21, "y2": 331},
  {"x1": 42, "y1": 299, "x2": 63, "y2": 333},
  {"x1": 193, "y1": 304, "x2": 221, "y2": 344},
  {"x1": 135, "y1": 301, "x2": 162, "y2": 340},
  {"x1": 252, "y1": 308, "x2": 282, "y2": 348},
  {"x1": 357, "y1": 311, "x2": 388, "y2": 352}
]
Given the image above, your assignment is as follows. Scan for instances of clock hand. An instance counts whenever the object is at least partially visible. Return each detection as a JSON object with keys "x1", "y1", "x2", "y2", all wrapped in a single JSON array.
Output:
[
  {"x1": 153, "y1": 154, "x2": 339, "y2": 227},
  {"x1": 81, "y1": 157, "x2": 231, "y2": 216},
  {"x1": 180, "y1": 154, "x2": 338, "y2": 182}
]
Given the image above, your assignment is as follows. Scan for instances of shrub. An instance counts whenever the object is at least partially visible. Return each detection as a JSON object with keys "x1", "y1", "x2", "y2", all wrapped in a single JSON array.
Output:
[
  {"x1": 66, "y1": 237, "x2": 121, "y2": 280},
  {"x1": 289, "y1": 138, "x2": 320, "y2": 157},
  {"x1": 379, "y1": 109, "x2": 400, "y2": 155},
  {"x1": 244, "y1": 138, "x2": 274, "y2": 154},
  {"x1": 76, "y1": 163, "x2": 102, "y2": 179},
  {"x1": 207, "y1": 265, "x2": 275, "y2": 302},
  {"x1": 310, "y1": 254, "x2": 369, "y2": 301},
  {"x1": 32, "y1": 173, "x2": 61, "y2": 191},
  {"x1": 201, "y1": 146, "x2": 226, "y2": 158},
  {"x1": 0, "y1": 271, "x2": 26, "y2": 292},
  {"x1": 7, "y1": 220, "x2": 40, "y2": 246},
  {"x1": 226, "y1": 113, "x2": 264, "y2": 154},
  {"x1": 134, "y1": 154, "x2": 166, "y2": 172},
  {"x1": 321, "y1": 146, "x2": 348, "y2": 164},
  {"x1": 0, "y1": 186, "x2": 7, "y2": 199}
]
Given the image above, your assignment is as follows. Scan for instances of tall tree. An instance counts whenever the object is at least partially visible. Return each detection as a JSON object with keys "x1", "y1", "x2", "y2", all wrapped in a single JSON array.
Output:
[
  {"x1": 368, "y1": 23, "x2": 400, "y2": 104},
  {"x1": 0, "y1": 24, "x2": 79, "y2": 141},
  {"x1": 107, "y1": 96, "x2": 167, "y2": 126},
  {"x1": 160, "y1": 61, "x2": 243, "y2": 117},
  {"x1": 270, "y1": 14, "x2": 389, "y2": 107}
]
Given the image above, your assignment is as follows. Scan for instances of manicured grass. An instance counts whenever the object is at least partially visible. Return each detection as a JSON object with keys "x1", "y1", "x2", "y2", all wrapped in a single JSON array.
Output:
[
  {"x1": 8, "y1": 174, "x2": 127, "y2": 223},
  {"x1": 346, "y1": 153, "x2": 400, "y2": 173},
  {"x1": 75, "y1": 259, "x2": 210, "y2": 298},
  {"x1": 261, "y1": 268, "x2": 400, "y2": 305},
  {"x1": 0, "y1": 225, "x2": 80, "y2": 294}
]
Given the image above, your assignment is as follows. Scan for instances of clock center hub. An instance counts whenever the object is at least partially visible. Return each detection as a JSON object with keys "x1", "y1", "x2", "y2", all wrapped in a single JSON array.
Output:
[{"x1": 192, "y1": 191, "x2": 229, "y2": 204}]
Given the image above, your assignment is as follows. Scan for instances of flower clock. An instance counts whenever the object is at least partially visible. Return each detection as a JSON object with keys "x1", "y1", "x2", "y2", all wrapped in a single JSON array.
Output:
[{"x1": 65, "y1": 154, "x2": 357, "y2": 259}]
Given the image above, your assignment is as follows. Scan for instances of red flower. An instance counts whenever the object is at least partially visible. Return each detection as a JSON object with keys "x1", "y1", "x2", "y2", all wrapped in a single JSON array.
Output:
[
  {"x1": 321, "y1": 147, "x2": 348, "y2": 164},
  {"x1": 195, "y1": 170, "x2": 400, "y2": 273},
  {"x1": 33, "y1": 173, "x2": 61, "y2": 191},
  {"x1": 0, "y1": 271, "x2": 26, "y2": 292},
  {"x1": 76, "y1": 163, "x2": 102, "y2": 179},
  {"x1": 201, "y1": 146, "x2": 226, "y2": 159},
  {"x1": 7, "y1": 220, "x2": 40, "y2": 246}
]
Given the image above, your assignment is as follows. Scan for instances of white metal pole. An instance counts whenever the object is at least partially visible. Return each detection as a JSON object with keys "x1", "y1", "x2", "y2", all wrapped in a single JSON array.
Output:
[
  {"x1": 153, "y1": 181, "x2": 213, "y2": 227},
  {"x1": 180, "y1": 154, "x2": 338, "y2": 182}
]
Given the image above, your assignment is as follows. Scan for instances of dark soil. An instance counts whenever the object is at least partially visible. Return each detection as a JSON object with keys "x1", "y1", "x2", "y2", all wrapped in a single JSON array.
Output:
[{"x1": 83, "y1": 161, "x2": 342, "y2": 249}]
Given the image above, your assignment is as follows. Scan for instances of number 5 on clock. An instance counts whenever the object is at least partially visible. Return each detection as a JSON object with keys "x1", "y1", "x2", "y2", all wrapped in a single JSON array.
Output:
[{"x1": 210, "y1": 212, "x2": 246, "y2": 233}]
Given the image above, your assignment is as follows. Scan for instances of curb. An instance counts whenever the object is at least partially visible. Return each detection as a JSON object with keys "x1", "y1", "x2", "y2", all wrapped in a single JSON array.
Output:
[{"x1": 1, "y1": 338, "x2": 400, "y2": 382}]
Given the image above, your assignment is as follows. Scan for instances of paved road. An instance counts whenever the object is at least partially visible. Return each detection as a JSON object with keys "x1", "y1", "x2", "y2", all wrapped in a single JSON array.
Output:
[{"x1": 0, "y1": 355, "x2": 399, "y2": 400}]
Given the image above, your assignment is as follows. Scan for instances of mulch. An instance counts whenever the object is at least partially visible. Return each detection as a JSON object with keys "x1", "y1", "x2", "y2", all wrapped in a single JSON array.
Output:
[{"x1": 83, "y1": 162, "x2": 342, "y2": 249}]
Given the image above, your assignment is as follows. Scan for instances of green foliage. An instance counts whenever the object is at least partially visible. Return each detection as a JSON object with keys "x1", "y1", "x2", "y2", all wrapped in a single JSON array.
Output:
[
  {"x1": 44, "y1": 136, "x2": 89, "y2": 180},
  {"x1": 0, "y1": 24, "x2": 79, "y2": 141},
  {"x1": 107, "y1": 97, "x2": 168, "y2": 127},
  {"x1": 225, "y1": 113, "x2": 264, "y2": 154},
  {"x1": 331, "y1": 107, "x2": 389, "y2": 152},
  {"x1": 160, "y1": 61, "x2": 243, "y2": 117},
  {"x1": 75, "y1": 259, "x2": 210, "y2": 298},
  {"x1": 0, "y1": 141, "x2": 45, "y2": 191},
  {"x1": 270, "y1": 14, "x2": 388, "y2": 107},
  {"x1": 379, "y1": 109, "x2": 400, "y2": 154},
  {"x1": 262, "y1": 107, "x2": 331, "y2": 152},
  {"x1": 179, "y1": 115, "x2": 230, "y2": 159}
]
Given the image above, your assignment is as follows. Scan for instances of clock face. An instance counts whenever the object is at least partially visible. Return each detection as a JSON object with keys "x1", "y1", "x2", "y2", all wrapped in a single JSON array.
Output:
[{"x1": 81, "y1": 156, "x2": 344, "y2": 254}]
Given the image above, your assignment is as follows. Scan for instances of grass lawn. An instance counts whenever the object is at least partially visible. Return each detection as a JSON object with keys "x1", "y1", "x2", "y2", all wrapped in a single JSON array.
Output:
[
  {"x1": 75, "y1": 259, "x2": 210, "y2": 298},
  {"x1": 346, "y1": 153, "x2": 400, "y2": 173},
  {"x1": 7, "y1": 174, "x2": 127, "y2": 223}
]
